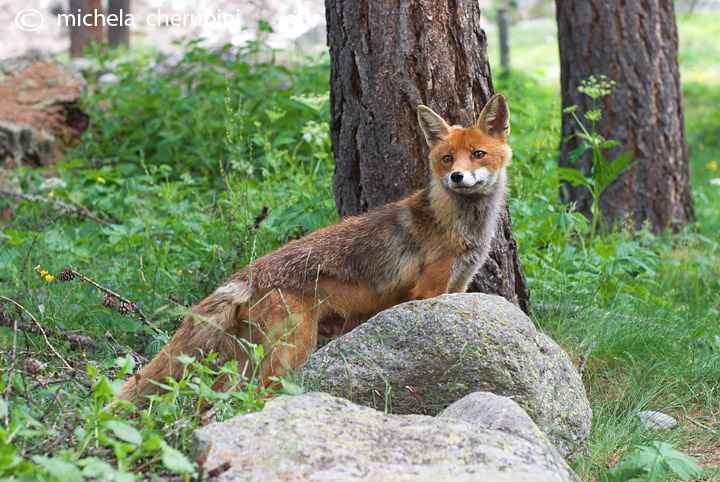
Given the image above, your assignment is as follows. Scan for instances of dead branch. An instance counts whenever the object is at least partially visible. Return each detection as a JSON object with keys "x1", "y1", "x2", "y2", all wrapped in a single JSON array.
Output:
[
  {"x1": 405, "y1": 386, "x2": 427, "y2": 415},
  {"x1": 686, "y1": 415, "x2": 720, "y2": 437},
  {"x1": 0, "y1": 189, "x2": 111, "y2": 226},
  {"x1": 1, "y1": 306, "x2": 98, "y2": 349},
  {"x1": 0, "y1": 297, "x2": 71, "y2": 371},
  {"x1": 63, "y1": 267, "x2": 163, "y2": 335},
  {"x1": 0, "y1": 306, "x2": 148, "y2": 365}
]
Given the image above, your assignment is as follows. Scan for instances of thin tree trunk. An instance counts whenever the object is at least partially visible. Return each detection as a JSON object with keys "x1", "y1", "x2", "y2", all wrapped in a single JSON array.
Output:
[
  {"x1": 326, "y1": 0, "x2": 530, "y2": 313},
  {"x1": 556, "y1": 0, "x2": 695, "y2": 232},
  {"x1": 69, "y1": 0, "x2": 104, "y2": 57},
  {"x1": 108, "y1": 0, "x2": 130, "y2": 49}
]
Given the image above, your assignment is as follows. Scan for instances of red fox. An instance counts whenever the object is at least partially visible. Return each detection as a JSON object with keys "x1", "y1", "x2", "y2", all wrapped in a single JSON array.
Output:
[{"x1": 118, "y1": 94, "x2": 512, "y2": 403}]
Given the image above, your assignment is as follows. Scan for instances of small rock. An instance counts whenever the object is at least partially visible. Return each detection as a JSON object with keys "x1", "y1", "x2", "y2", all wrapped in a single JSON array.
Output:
[{"x1": 637, "y1": 410, "x2": 677, "y2": 430}]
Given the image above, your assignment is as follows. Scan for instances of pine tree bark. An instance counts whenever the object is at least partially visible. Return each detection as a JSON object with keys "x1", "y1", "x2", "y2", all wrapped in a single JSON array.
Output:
[
  {"x1": 108, "y1": 0, "x2": 130, "y2": 49},
  {"x1": 556, "y1": 0, "x2": 695, "y2": 232},
  {"x1": 325, "y1": 0, "x2": 530, "y2": 313},
  {"x1": 69, "y1": 0, "x2": 104, "y2": 57}
]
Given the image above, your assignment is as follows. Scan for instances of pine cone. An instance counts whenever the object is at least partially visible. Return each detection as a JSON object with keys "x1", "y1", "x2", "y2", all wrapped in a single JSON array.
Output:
[
  {"x1": 102, "y1": 294, "x2": 118, "y2": 308},
  {"x1": 117, "y1": 302, "x2": 135, "y2": 315},
  {"x1": 57, "y1": 267, "x2": 75, "y2": 281},
  {"x1": 22, "y1": 358, "x2": 44, "y2": 375}
]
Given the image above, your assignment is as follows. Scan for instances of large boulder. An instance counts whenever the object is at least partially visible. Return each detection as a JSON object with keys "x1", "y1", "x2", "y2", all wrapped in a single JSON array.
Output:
[
  {"x1": 300, "y1": 293, "x2": 591, "y2": 459},
  {"x1": 193, "y1": 392, "x2": 579, "y2": 481},
  {"x1": 0, "y1": 56, "x2": 88, "y2": 170}
]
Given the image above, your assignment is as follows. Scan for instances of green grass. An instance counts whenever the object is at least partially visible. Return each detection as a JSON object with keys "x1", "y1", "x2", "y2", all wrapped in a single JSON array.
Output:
[
  {"x1": 492, "y1": 11, "x2": 720, "y2": 481},
  {"x1": 2, "y1": 11, "x2": 720, "y2": 481}
]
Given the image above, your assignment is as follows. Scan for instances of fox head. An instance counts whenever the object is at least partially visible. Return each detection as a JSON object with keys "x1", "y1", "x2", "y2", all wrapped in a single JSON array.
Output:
[{"x1": 418, "y1": 94, "x2": 512, "y2": 196}]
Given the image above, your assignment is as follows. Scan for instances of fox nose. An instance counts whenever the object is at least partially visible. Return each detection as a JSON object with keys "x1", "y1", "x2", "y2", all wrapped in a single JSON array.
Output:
[{"x1": 450, "y1": 172, "x2": 464, "y2": 183}]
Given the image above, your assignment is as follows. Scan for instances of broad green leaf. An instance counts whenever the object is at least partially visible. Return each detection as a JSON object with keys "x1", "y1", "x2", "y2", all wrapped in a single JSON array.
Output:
[
  {"x1": 609, "y1": 152, "x2": 634, "y2": 179},
  {"x1": 32, "y1": 455, "x2": 83, "y2": 482},
  {"x1": 102, "y1": 420, "x2": 142, "y2": 445},
  {"x1": 600, "y1": 140, "x2": 620, "y2": 149},
  {"x1": 654, "y1": 442, "x2": 704, "y2": 480},
  {"x1": 78, "y1": 457, "x2": 135, "y2": 482},
  {"x1": 114, "y1": 355, "x2": 136, "y2": 378},
  {"x1": 161, "y1": 442, "x2": 195, "y2": 474},
  {"x1": 176, "y1": 354, "x2": 196, "y2": 365},
  {"x1": 73, "y1": 427, "x2": 86, "y2": 442},
  {"x1": 280, "y1": 378, "x2": 305, "y2": 396},
  {"x1": 567, "y1": 143, "x2": 592, "y2": 164},
  {"x1": 593, "y1": 149, "x2": 615, "y2": 193},
  {"x1": 92, "y1": 376, "x2": 114, "y2": 401},
  {"x1": 556, "y1": 167, "x2": 592, "y2": 188},
  {"x1": 77, "y1": 457, "x2": 113, "y2": 477},
  {"x1": 141, "y1": 435, "x2": 163, "y2": 451}
]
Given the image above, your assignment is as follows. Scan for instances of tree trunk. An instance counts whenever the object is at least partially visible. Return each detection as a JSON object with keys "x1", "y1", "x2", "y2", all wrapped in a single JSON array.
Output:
[
  {"x1": 69, "y1": 0, "x2": 104, "y2": 57},
  {"x1": 108, "y1": 0, "x2": 130, "y2": 49},
  {"x1": 325, "y1": 0, "x2": 530, "y2": 314},
  {"x1": 556, "y1": 0, "x2": 695, "y2": 232}
]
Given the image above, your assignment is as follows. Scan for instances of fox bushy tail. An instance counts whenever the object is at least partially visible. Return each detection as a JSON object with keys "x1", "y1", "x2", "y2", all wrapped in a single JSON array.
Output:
[{"x1": 117, "y1": 280, "x2": 251, "y2": 403}]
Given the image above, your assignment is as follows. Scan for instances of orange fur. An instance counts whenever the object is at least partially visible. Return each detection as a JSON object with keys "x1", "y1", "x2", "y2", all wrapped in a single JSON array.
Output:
[{"x1": 117, "y1": 94, "x2": 513, "y2": 405}]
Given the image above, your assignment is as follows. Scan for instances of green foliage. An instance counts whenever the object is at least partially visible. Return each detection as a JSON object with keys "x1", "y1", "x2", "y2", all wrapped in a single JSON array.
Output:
[
  {"x1": 1, "y1": 11, "x2": 720, "y2": 481},
  {"x1": 557, "y1": 75, "x2": 633, "y2": 247},
  {"x1": 0, "y1": 351, "x2": 266, "y2": 480},
  {"x1": 603, "y1": 442, "x2": 704, "y2": 482},
  {"x1": 1, "y1": 35, "x2": 334, "y2": 479}
]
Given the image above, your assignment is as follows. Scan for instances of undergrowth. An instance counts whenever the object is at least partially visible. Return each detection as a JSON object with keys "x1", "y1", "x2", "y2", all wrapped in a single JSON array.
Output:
[{"x1": 1, "y1": 12, "x2": 719, "y2": 481}]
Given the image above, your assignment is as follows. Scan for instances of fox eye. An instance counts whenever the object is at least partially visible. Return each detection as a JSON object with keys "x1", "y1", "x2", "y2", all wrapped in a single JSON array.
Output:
[
  {"x1": 442, "y1": 154, "x2": 453, "y2": 164},
  {"x1": 472, "y1": 150, "x2": 486, "y2": 159}
]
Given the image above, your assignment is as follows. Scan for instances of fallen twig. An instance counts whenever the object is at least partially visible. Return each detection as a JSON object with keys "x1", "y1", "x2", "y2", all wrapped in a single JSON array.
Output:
[
  {"x1": 132, "y1": 456, "x2": 162, "y2": 474},
  {"x1": 0, "y1": 307, "x2": 148, "y2": 364},
  {"x1": 405, "y1": 386, "x2": 427, "y2": 415},
  {"x1": 1, "y1": 306, "x2": 98, "y2": 350},
  {"x1": 1, "y1": 303, "x2": 18, "y2": 425},
  {"x1": 61, "y1": 267, "x2": 163, "y2": 335},
  {"x1": 0, "y1": 189, "x2": 111, "y2": 226},
  {"x1": 685, "y1": 415, "x2": 720, "y2": 437},
  {"x1": 0, "y1": 297, "x2": 71, "y2": 372}
]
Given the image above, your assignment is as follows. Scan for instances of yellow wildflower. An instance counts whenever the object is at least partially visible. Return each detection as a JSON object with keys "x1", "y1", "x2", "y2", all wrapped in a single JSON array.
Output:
[
  {"x1": 97, "y1": 176, "x2": 106, "y2": 183},
  {"x1": 49, "y1": 191, "x2": 54, "y2": 197},
  {"x1": 706, "y1": 161, "x2": 718, "y2": 171},
  {"x1": 177, "y1": 269, "x2": 183, "y2": 275},
  {"x1": 34, "y1": 265, "x2": 41, "y2": 272},
  {"x1": 45, "y1": 274, "x2": 54, "y2": 282},
  {"x1": 40, "y1": 270, "x2": 48, "y2": 276}
]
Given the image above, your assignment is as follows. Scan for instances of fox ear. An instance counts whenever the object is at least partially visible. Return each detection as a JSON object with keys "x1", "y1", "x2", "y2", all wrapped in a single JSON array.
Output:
[
  {"x1": 418, "y1": 105, "x2": 451, "y2": 148},
  {"x1": 476, "y1": 93, "x2": 510, "y2": 140}
]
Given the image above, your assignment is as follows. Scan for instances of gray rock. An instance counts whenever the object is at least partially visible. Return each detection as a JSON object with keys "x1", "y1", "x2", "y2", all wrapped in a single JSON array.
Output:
[
  {"x1": 193, "y1": 392, "x2": 579, "y2": 481},
  {"x1": 300, "y1": 293, "x2": 591, "y2": 459},
  {"x1": 637, "y1": 410, "x2": 678, "y2": 430}
]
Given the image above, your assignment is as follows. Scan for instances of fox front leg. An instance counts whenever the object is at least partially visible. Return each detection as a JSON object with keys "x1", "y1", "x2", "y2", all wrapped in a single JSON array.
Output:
[{"x1": 447, "y1": 250, "x2": 486, "y2": 293}]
